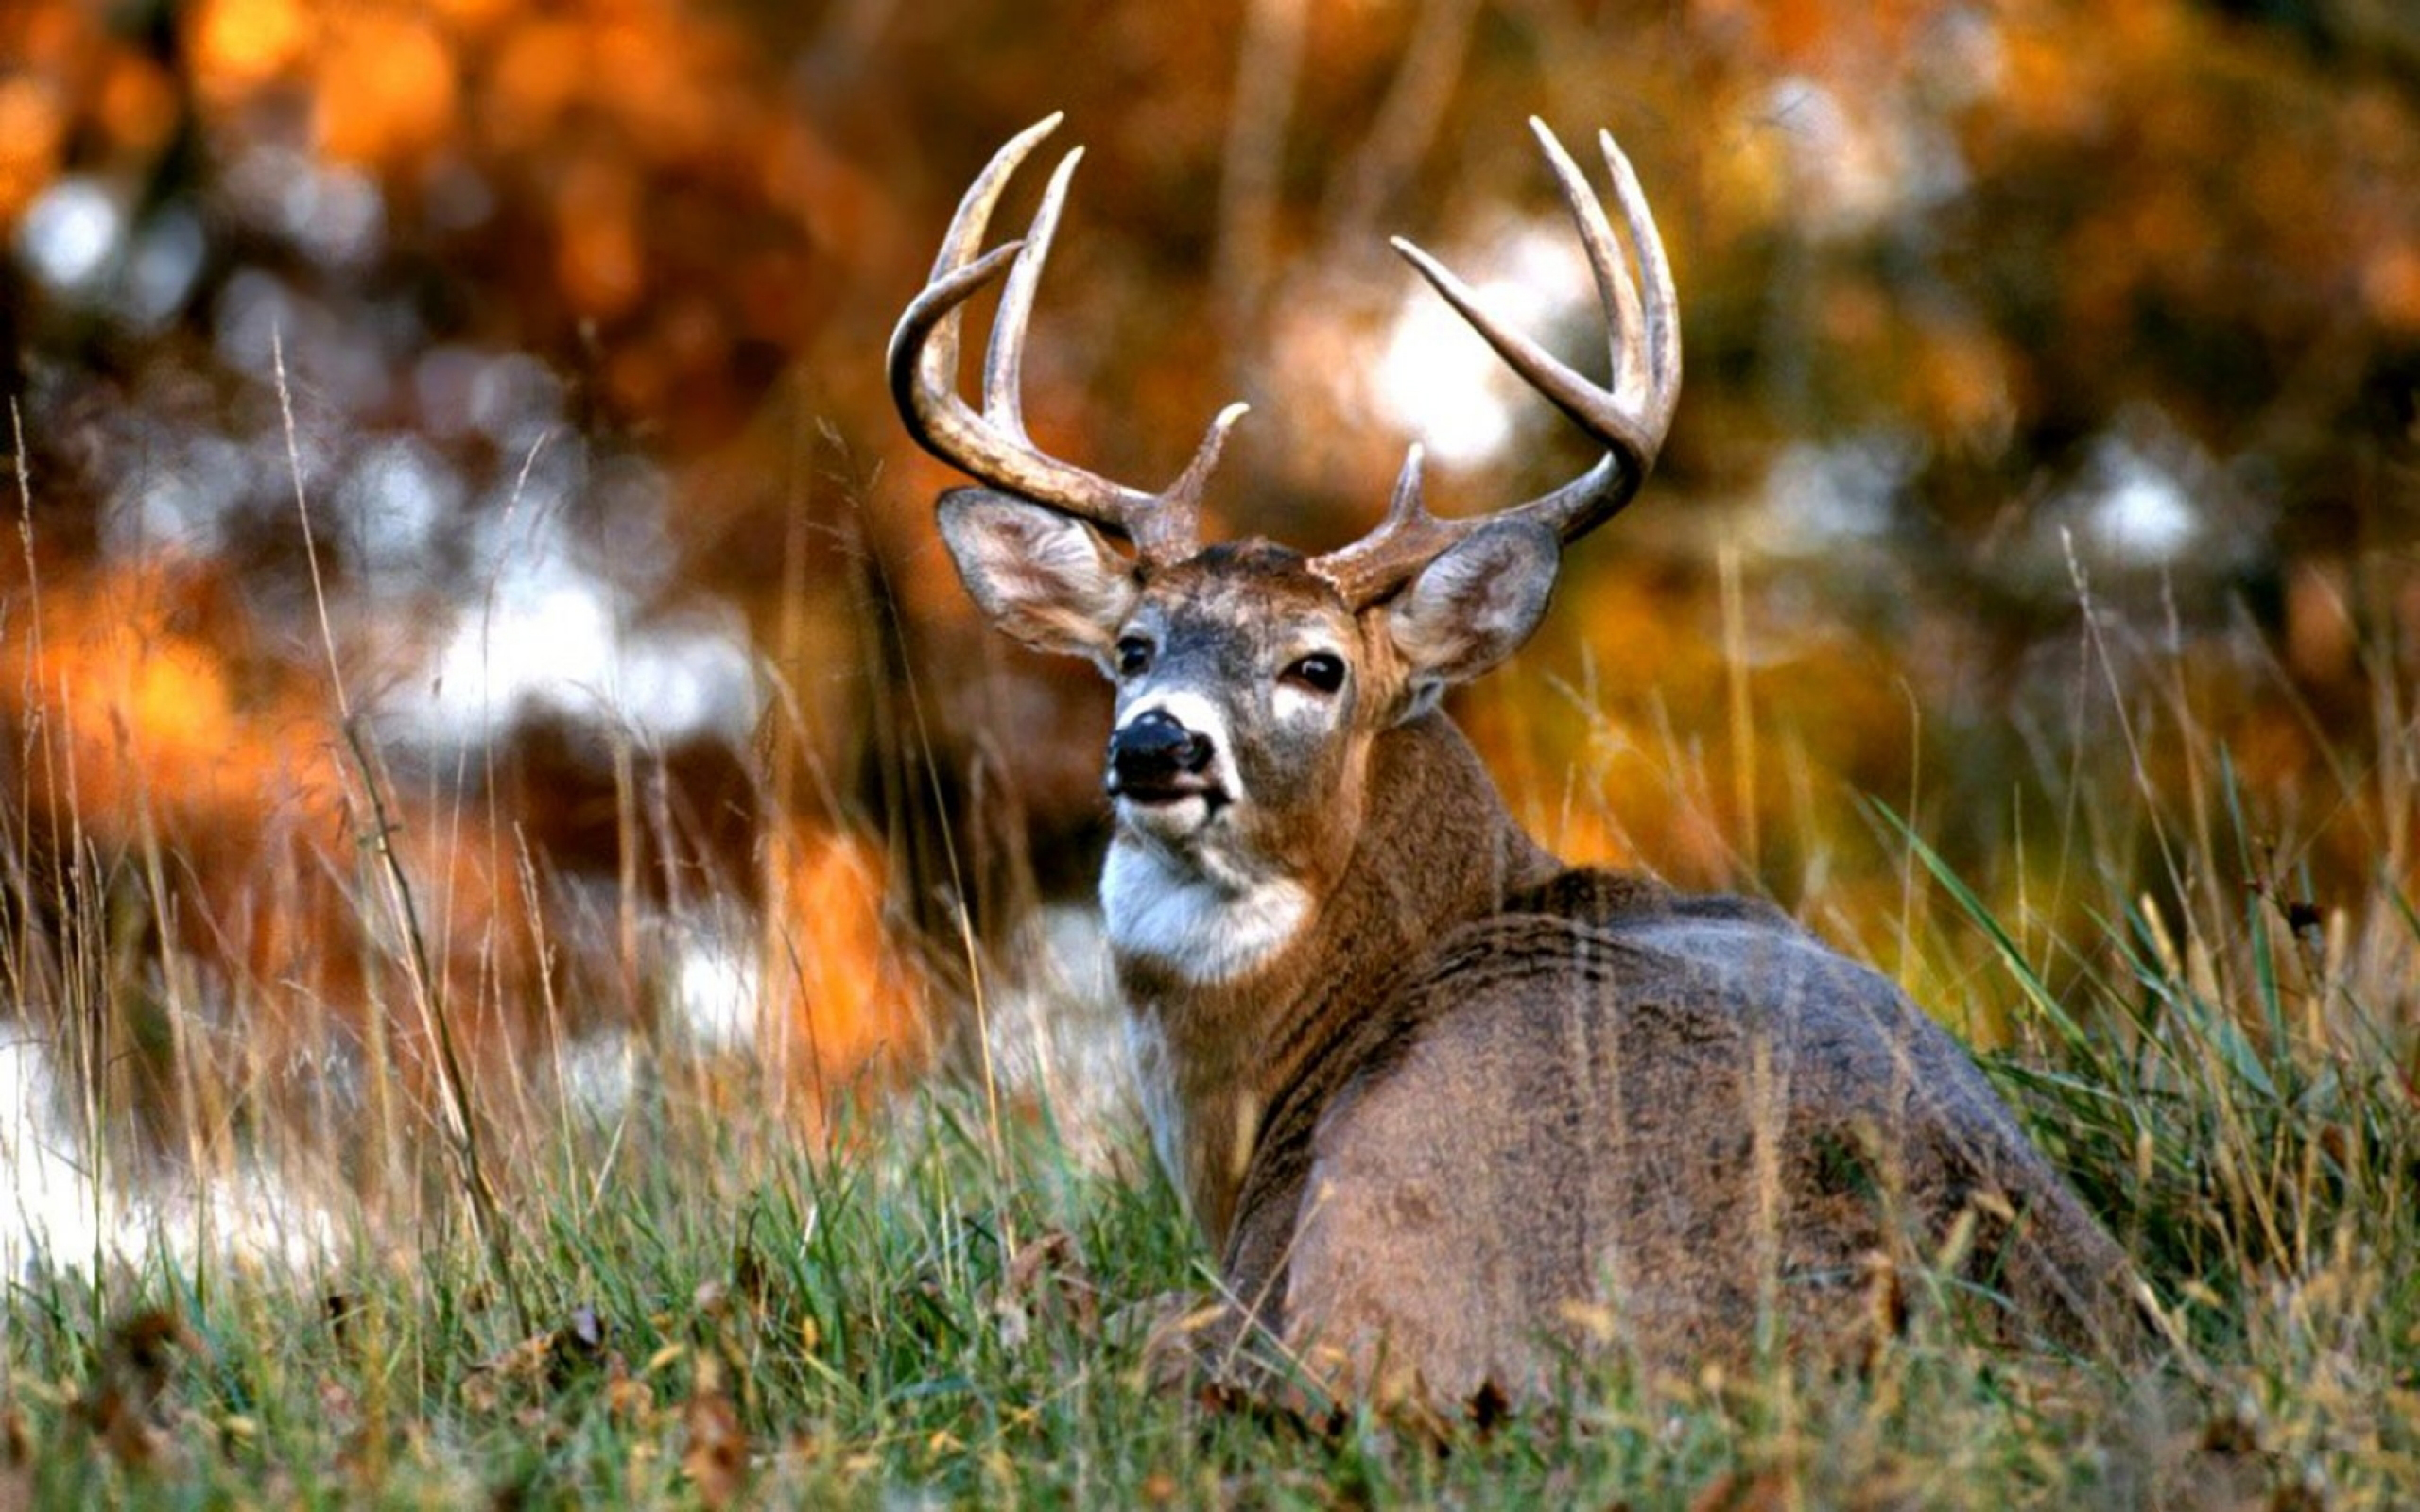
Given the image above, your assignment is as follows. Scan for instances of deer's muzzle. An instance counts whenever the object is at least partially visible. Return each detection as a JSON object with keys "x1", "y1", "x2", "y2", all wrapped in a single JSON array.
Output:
[{"x1": 1107, "y1": 709, "x2": 1218, "y2": 804}]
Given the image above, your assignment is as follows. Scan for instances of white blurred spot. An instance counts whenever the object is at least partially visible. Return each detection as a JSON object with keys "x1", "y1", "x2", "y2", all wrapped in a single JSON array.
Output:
[
  {"x1": 17, "y1": 177, "x2": 123, "y2": 292},
  {"x1": 673, "y1": 932, "x2": 759, "y2": 1053},
  {"x1": 404, "y1": 563, "x2": 614, "y2": 735},
  {"x1": 556, "y1": 1032, "x2": 637, "y2": 1120},
  {"x1": 2090, "y1": 449, "x2": 2202, "y2": 565},
  {"x1": 381, "y1": 518, "x2": 761, "y2": 747},
  {"x1": 1372, "y1": 218, "x2": 1588, "y2": 467},
  {"x1": 413, "y1": 349, "x2": 567, "y2": 456},
  {"x1": 0, "y1": 1032, "x2": 96, "y2": 1280},
  {"x1": 227, "y1": 146, "x2": 385, "y2": 267},
  {"x1": 473, "y1": 354, "x2": 565, "y2": 448},
  {"x1": 341, "y1": 437, "x2": 464, "y2": 576},
  {"x1": 212, "y1": 267, "x2": 295, "y2": 373},
  {"x1": 1755, "y1": 77, "x2": 1967, "y2": 240},
  {"x1": 611, "y1": 614, "x2": 760, "y2": 742},
  {"x1": 0, "y1": 1027, "x2": 337, "y2": 1281},
  {"x1": 106, "y1": 433, "x2": 253, "y2": 557},
  {"x1": 1763, "y1": 432, "x2": 1925, "y2": 551},
  {"x1": 979, "y1": 905, "x2": 1133, "y2": 1168},
  {"x1": 286, "y1": 164, "x2": 385, "y2": 267}
]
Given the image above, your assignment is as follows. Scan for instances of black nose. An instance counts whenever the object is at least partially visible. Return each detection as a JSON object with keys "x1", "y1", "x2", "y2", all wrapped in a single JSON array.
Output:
[{"x1": 1108, "y1": 709, "x2": 1214, "y2": 793}]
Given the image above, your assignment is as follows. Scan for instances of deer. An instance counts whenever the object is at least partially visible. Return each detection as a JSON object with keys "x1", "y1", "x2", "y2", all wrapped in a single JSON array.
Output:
[{"x1": 890, "y1": 114, "x2": 2143, "y2": 1417}]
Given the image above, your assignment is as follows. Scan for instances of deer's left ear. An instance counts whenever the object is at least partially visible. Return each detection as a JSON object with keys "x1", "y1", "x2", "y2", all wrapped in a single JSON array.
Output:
[{"x1": 1384, "y1": 518, "x2": 1559, "y2": 717}]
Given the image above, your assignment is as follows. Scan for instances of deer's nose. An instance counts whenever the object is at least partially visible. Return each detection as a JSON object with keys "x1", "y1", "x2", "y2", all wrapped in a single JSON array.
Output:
[{"x1": 1108, "y1": 709, "x2": 1215, "y2": 795}]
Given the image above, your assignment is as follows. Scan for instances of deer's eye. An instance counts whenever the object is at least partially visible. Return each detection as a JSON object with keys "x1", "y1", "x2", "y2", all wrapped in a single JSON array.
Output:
[
  {"x1": 1283, "y1": 652, "x2": 1346, "y2": 695},
  {"x1": 1115, "y1": 636, "x2": 1154, "y2": 677}
]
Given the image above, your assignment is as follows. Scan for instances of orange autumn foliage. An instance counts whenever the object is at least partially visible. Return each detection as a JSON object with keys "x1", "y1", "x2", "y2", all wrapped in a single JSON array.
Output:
[
  {"x1": 759, "y1": 825, "x2": 931, "y2": 1109},
  {"x1": 1, "y1": 552, "x2": 921, "y2": 1120}
]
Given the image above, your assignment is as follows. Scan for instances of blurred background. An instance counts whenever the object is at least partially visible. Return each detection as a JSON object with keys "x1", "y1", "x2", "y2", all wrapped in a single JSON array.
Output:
[{"x1": 2, "y1": 0, "x2": 2416, "y2": 1251}]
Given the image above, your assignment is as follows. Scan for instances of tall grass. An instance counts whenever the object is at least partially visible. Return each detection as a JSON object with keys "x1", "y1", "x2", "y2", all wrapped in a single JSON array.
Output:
[{"x1": 3, "y1": 532, "x2": 2417, "y2": 1507}]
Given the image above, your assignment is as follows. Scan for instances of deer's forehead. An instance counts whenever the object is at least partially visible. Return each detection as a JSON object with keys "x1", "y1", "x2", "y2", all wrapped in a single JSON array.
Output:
[{"x1": 1136, "y1": 546, "x2": 1357, "y2": 649}]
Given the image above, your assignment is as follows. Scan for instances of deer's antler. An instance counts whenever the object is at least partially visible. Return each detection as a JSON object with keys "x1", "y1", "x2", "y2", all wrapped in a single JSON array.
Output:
[
  {"x1": 888, "y1": 113, "x2": 1246, "y2": 568},
  {"x1": 1309, "y1": 120, "x2": 1680, "y2": 609}
]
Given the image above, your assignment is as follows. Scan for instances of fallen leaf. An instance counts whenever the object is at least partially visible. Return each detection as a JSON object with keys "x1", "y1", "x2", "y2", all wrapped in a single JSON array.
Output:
[
  {"x1": 604, "y1": 1353, "x2": 654, "y2": 1426},
  {"x1": 1690, "y1": 1469, "x2": 1793, "y2": 1512},
  {"x1": 992, "y1": 1228, "x2": 1099, "y2": 1351},
  {"x1": 681, "y1": 1355, "x2": 749, "y2": 1510},
  {"x1": 74, "y1": 1309, "x2": 196, "y2": 1471}
]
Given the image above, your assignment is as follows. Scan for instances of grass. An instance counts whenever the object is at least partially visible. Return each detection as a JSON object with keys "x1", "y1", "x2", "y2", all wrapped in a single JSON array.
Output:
[
  {"x1": 4, "y1": 528, "x2": 2418, "y2": 1504},
  {"x1": 2, "y1": 990, "x2": 2411, "y2": 1509}
]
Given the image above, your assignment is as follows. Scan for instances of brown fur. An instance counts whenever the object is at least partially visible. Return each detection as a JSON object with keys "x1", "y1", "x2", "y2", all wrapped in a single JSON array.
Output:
[{"x1": 1170, "y1": 714, "x2": 2144, "y2": 1414}]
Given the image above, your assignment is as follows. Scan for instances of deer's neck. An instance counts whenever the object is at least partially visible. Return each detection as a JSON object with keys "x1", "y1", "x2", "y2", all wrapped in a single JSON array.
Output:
[{"x1": 1104, "y1": 712, "x2": 1556, "y2": 1248}]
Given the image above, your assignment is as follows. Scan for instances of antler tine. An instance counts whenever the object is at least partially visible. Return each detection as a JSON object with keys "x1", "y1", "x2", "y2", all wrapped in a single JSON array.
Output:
[
  {"x1": 1309, "y1": 120, "x2": 1681, "y2": 609},
  {"x1": 889, "y1": 115, "x2": 1245, "y2": 567},
  {"x1": 904, "y1": 112, "x2": 1063, "y2": 430},
  {"x1": 1599, "y1": 126, "x2": 1683, "y2": 441},
  {"x1": 1311, "y1": 446, "x2": 1452, "y2": 607},
  {"x1": 980, "y1": 145, "x2": 1081, "y2": 445},
  {"x1": 1526, "y1": 117, "x2": 1649, "y2": 429}
]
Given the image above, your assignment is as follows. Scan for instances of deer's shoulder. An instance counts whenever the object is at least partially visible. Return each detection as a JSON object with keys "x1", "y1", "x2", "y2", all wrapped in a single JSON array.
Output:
[{"x1": 1392, "y1": 868, "x2": 1907, "y2": 1035}]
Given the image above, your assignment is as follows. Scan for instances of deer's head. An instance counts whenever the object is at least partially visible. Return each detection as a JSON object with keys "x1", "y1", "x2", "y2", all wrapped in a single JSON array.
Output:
[{"x1": 891, "y1": 115, "x2": 1679, "y2": 927}]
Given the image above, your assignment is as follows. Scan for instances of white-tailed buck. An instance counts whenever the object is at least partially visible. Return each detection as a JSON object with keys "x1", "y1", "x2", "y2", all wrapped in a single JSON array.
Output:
[{"x1": 891, "y1": 115, "x2": 2141, "y2": 1414}]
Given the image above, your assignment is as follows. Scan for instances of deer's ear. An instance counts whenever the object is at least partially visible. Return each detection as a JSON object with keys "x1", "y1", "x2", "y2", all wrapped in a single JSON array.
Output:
[
  {"x1": 938, "y1": 488, "x2": 1140, "y2": 667},
  {"x1": 1384, "y1": 518, "x2": 1559, "y2": 714}
]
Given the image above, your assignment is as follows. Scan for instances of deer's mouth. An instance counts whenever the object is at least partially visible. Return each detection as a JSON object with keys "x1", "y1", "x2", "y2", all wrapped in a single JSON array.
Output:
[
  {"x1": 1109, "y1": 778, "x2": 1231, "y2": 841},
  {"x1": 1109, "y1": 774, "x2": 1227, "y2": 811}
]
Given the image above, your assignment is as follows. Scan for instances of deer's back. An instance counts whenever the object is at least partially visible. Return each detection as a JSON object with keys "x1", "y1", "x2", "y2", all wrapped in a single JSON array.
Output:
[{"x1": 1222, "y1": 871, "x2": 2138, "y2": 1410}]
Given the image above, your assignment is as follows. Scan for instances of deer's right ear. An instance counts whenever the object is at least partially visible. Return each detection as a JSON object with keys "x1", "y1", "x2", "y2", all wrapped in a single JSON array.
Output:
[
  {"x1": 938, "y1": 488, "x2": 1140, "y2": 668},
  {"x1": 1384, "y1": 518, "x2": 1559, "y2": 717}
]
